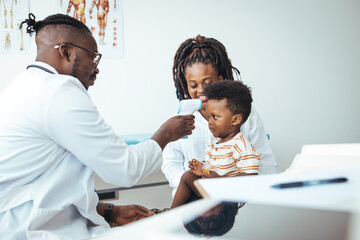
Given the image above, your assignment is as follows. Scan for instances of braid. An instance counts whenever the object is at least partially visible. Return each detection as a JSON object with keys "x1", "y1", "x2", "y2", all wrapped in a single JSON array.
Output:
[
  {"x1": 172, "y1": 35, "x2": 241, "y2": 100},
  {"x1": 20, "y1": 13, "x2": 90, "y2": 36}
]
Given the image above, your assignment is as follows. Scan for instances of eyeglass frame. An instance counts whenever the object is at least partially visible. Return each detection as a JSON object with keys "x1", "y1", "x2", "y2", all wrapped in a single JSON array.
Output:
[{"x1": 54, "y1": 42, "x2": 102, "y2": 67}]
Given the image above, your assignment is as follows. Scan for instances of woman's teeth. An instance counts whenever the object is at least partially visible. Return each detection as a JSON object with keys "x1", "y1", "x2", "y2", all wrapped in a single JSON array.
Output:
[{"x1": 199, "y1": 96, "x2": 207, "y2": 101}]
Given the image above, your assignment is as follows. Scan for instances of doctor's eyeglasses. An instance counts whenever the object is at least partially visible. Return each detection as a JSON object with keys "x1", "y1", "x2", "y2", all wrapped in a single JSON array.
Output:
[{"x1": 54, "y1": 42, "x2": 102, "y2": 67}]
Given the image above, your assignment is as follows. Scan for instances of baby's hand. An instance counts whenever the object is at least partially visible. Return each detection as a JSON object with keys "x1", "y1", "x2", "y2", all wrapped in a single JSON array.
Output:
[{"x1": 189, "y1": 159, "x2": 206, "y2": 176}]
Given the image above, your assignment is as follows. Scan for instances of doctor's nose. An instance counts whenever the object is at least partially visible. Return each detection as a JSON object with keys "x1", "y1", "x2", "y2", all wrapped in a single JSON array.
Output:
[{"x1": 95, "y1": 67, "x2": 100, "y2": 74}]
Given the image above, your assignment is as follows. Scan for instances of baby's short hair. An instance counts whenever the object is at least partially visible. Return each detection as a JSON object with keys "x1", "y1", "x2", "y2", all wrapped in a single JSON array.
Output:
[{"x1": 203, "y1": 80, "x2": 253, "y2": 124}]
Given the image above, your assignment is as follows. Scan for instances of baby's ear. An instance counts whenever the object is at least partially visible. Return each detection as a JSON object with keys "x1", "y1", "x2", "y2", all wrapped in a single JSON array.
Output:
[{"x1": 232, "y1": 114, "x2": 242, "y2": 126}]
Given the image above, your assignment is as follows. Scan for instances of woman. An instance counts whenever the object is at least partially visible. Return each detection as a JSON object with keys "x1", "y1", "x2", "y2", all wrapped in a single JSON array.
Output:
[{"x1": 161, "y1": 35, "x2": 276, "y2": 197}]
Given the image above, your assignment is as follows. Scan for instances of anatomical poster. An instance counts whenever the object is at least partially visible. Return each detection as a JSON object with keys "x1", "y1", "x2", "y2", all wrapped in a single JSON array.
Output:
[
  {"x1": 0, "y1": 0, "x2": 30, "y2": 54},
  {"x1": 55, "y1": 0, "x2": 124, "y2": 59}
]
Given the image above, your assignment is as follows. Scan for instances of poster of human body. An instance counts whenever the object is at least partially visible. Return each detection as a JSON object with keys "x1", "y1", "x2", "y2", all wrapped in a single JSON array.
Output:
[
  {"x1": 56, "y1": 0, "x2": 124, "y2": 58},
  {"x1": 0, "y1": 0, "x2": 30, "y2": 54}
]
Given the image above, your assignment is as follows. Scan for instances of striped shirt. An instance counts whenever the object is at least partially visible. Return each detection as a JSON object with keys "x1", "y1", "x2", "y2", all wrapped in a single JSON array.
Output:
[{"x1": 205, "y1": 132, "x2": 260, "y2": 176}]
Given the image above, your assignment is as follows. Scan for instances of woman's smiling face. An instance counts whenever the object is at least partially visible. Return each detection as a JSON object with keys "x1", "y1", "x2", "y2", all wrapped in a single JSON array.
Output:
[{"x1": 185, "y1": 62, "x2": 223, "y2": 112}]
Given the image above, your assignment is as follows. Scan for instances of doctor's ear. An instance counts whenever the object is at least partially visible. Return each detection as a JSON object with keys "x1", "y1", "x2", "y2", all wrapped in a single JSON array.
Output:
[{"x1": 55, "y1": 44, "x2": 71, "y2": 61}]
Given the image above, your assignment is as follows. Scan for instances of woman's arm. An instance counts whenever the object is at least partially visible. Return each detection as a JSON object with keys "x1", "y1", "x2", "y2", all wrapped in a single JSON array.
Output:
[
  {"x1": 161, "y1": 141, "x2": 186, "y2": 189},
  {"x1": 241, "y1": 108, "x2": 277, "y2": 174}
]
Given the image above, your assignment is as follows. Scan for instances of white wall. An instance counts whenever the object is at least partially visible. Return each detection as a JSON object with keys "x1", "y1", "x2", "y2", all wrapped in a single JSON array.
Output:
[{"x1": 1, "y1": 0, "x2": 359, "y2": 172}]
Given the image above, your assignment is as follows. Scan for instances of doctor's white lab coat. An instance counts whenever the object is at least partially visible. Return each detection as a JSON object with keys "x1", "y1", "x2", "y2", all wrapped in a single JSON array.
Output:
[{"x1": 0, "y1": 62, "x2": 162, "y2": 239}]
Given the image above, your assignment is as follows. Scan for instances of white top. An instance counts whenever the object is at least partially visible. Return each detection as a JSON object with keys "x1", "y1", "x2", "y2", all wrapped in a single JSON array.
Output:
[
  {"x1": 206, "y1": 132, "x2": 260, "y2": 176},
  {"x1": 162, "y1": 110, "x2": 276, "y2": 197},
  {"x1": 0, "y1": 62, "x2": 162, "y2": 239}
]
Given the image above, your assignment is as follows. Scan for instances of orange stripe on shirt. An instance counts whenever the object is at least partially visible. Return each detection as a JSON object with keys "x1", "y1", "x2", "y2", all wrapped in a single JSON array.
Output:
[
  {"x1": 238, "y1": 166, "x2": 259, "y2": 170},
  {"x1": 212, "y1": 161, "x2": 237, "y2": 169},
  {"x1": 234, "y1": 144, "x2": 242, "y2": 153},
  {"x1": 240, "y1": 135, "x2": 247, "y2": 150},
  {"x1": 251, "y1": 144, "x2": 256, "y2": 152},
  {"x1": 236, "y1": 154, "x2": 261, "y2": 161},
  {"x1": 207, "y1": 152, "x2": 233, "y2": 160},
  {"x1": 222, "y1": 145, "x2": 233, "y2": 149}
]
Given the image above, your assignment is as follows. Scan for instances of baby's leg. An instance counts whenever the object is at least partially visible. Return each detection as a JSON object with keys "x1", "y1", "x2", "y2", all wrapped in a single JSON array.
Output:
[{"x1": 171, "y1": 171, "x2": 201, "y2": 208}]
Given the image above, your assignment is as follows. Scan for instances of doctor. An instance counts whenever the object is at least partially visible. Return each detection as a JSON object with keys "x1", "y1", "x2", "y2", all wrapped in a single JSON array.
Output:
[{"x1": 0, "y1": 13, "x2": 195, "y2": 239}]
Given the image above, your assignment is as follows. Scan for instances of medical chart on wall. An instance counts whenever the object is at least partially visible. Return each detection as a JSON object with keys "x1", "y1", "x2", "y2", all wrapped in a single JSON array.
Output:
[
  {"x1": 54, "y1": 0, "x2": 124, "y2": 59},
  {"x1": 0, "y1": 0, "x2": 30, "y2": 54}
]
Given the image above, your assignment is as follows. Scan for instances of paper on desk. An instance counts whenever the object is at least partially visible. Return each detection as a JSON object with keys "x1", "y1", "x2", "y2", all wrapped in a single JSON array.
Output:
[
  {"x1": 301, "y1": 143, "x2": 360, "y2": 156},
  {"x1": 285, "y1": 154, "x2": 360, "y2": 174},
  {"x1": 196, "y1": 168, "x2": 360, "y2": 212}
]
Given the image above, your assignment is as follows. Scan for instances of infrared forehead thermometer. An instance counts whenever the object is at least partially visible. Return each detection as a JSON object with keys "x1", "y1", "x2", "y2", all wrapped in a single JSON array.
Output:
[
  {"x1": 177, "y1": 99, "x2": 202, "y2": 139},
  {"x1": 177, "y1": 99, "x2": 202, "y2": 115}
]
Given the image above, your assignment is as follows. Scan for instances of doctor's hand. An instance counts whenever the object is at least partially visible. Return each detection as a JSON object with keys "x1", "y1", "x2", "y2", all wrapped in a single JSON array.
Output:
[
  {"x1": 151, "y1": 115, "x2": 195, "y2": 150},
  {"x1": 111, "y1": 204, "x2": 155, "y2": 226}
]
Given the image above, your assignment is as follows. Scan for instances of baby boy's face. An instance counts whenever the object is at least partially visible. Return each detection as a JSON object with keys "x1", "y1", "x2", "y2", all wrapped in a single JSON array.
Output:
[{"x1": 206, "y1": 99, "x2": 237, "y2": 141}]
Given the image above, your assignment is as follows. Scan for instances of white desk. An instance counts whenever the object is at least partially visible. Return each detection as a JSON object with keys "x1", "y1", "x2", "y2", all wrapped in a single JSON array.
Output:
[
  {"x1": 92, "y1": 168, "x2": 360, "y2": 240},
  {"x1": 92, "y1": 199, "x2": 221, "y2": 239},
  {"x1": 195, "y1": 167, "x2": 360, "y2": 213},
  {"x1": 92, "y1": 198, "x2": 358, "y2": 240}
]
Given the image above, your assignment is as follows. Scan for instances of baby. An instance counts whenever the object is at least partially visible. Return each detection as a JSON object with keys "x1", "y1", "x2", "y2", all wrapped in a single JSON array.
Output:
[{"x1": 171, "y1": 80, "x2": 260, "y2": 208}]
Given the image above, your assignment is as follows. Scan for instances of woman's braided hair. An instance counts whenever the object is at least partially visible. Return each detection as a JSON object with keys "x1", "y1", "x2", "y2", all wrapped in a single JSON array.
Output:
[{"x1": 172, "y1": 35, "x2": 241, "y2": 100}]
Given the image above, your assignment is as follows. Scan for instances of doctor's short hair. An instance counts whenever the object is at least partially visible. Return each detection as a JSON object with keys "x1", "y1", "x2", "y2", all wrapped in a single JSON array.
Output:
[
  {"x1": 20, "y1": 13, "x2": 90, "y2": 36},
  {"x1": 203, "y1": 80, "x2": 253, "y2": 124}
]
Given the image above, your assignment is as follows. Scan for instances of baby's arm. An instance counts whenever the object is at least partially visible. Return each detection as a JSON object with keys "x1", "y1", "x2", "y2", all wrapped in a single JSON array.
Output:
[{"x1": 189, "y1": 159, "x2": 223, "y2": 178}]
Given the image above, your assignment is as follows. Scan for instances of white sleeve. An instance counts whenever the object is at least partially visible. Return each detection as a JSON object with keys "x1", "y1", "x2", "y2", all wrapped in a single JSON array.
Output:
[
  {"x1": 44, "y1": 81, "x2": 162, "y2": 187},
  {"x1": 241, "y1": 108, "x2": 277, "y2": 174},
  {"x1": 161, "y1": 140, "x2": 186, "y2": 189}
]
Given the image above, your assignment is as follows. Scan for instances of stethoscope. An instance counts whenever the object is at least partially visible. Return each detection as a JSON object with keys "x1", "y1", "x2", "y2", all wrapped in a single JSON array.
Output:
[{"x1": 26, "y1": 64, "x2": 55, "y2": 74}]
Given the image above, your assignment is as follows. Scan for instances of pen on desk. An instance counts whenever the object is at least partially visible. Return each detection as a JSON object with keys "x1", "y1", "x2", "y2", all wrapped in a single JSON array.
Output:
[{"x1": 271, "y1": 177, "x2": 348, "y2": 189}]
